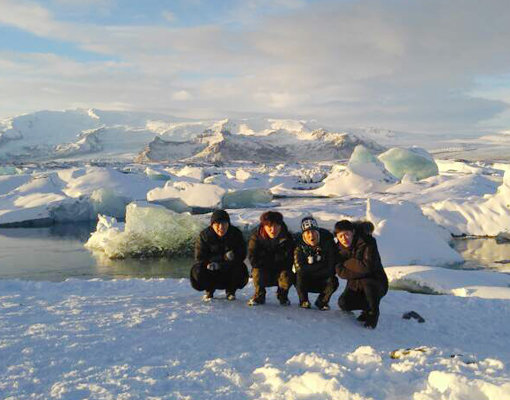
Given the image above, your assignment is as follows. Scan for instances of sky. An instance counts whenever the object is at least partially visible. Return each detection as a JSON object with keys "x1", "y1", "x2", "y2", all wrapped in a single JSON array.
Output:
[{"x1": 1, "y1": 0, "x2": 510, "y2": 134}]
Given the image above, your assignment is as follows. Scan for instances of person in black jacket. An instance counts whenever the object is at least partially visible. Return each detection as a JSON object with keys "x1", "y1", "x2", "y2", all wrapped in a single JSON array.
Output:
[
  {"x1": 293, "y1": 216, "x2": 339, "y2": 310},
  {"x1": 334, "y1": 219, "x2": 388, "y2": 328},
  {"x1": 247, "y1": 211, "x2": 295, "y2": 306},
  {"x1": 190, "y1": 209, "x2": 249, "y2": 302}
]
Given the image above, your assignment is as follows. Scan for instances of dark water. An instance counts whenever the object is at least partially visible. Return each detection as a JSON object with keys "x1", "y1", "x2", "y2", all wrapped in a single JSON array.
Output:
[
  {"x1": 0, "y1": 223, "x2": 192, "y2": 281},
  {"x1": 1, "y1": 224, "x2": 509, "y2": 281}
]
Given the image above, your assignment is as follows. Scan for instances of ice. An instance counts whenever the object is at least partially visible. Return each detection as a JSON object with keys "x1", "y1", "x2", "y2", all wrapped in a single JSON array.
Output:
[
  {"x1": 315, "y1": 145, "x2": 398, "y2": 196},
  {"x1": 368, "y1": 199, "x2": 463, "y2": 266},
  {"x1": 0, "y1": 166, "x2": 22, "y2": 175},
  {"x1": 378, "y1": 147, "x2": 439, "y2": 180},
  {"x1": 222, "y1": 189, "x2": 273, "y2": 209},
  {"x1": 386, "y1": 265, "x2": 510, "y2": 298},
  {"x1": 85, "y1": 202, "x2": 206, "y2": 258},
  {"x1": 423, "y1": 169, "x2": 510, "y2": 236},
  {"x1": 147, "y1": 181, "x2": 226, "y2": 211},
  {"x1": 144, "y1": 166, "x2": 172, "y2": 181},
  {"x1": 61, "y1": 166, "x2": 160, "y2": 200}
]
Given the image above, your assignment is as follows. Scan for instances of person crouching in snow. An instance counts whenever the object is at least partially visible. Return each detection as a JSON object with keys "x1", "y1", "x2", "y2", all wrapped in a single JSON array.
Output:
[
  {"x1": 293, "y1": 216, "x2": 339, "y2": 310},
  {"x1": 334, "y1": 220, "x2": 388, "y2": 328},
  {"x1": 247, "y1": 211, "x2": 295, "y2": 306},
  {"x1": 190, "y1": 209, "x2": 249, "y2": 302}
]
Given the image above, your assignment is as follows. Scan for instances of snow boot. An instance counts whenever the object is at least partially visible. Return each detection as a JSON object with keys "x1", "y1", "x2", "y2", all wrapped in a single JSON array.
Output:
[
  {"x1": 315, "y1": 299, "x2": 330, "y2": 311},
  {"x1": 277, "y1": 288, "x2": 291, "y2": 306},
  {"x1": 364, "y1": 311, "x2": 379, "y2": 329},
  {"x1": 202, "y1": 291, "x2": 214, "y2": 302},
  {"x1": 300, "y1": 301, "x2": 311, "y2": 309},
  {"x1": 247, "y1": 295, "x2": 265, "y2": 306}
]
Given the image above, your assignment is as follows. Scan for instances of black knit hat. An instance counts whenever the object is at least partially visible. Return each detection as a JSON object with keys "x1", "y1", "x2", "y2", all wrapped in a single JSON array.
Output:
[
  {"x1": 210, "y1": 209, "x2": 230, "y2": 225},
  {"x1": 260, "y1": 211, "x2": 283, "y2": 226},
  {"x1": 334, "y1": 219, "x2": 354, "y2": 233},
  {"x1": 301, "y1": 216, "x2": 319, "y2": 232}
]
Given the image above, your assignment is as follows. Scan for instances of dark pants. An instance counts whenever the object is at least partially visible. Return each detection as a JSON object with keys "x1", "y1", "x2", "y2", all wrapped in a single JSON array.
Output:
[
  {"x1": 295, "y1": 271, "x2": 339, "y2": 304},
  {"x1": 190, "y1": 263, "x2": 249, "y2": 295},
  {"x1": 251, "y1": 268, "x2": 294, "y2": 300},
  {"x1": 337, "y1": 278, "x2": 387, "y2": 313}
]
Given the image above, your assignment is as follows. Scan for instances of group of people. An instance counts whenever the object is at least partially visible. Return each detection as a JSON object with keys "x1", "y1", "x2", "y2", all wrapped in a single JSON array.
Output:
[{"x1": 190, "y1": 209, "x2": 388, "y2": 329}]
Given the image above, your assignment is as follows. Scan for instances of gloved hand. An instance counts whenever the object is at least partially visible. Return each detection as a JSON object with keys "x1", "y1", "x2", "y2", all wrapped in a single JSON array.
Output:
[
  {"x1": 207, "y1": 262, "x2": 220, "y2": 271},
  {"x1": 225, "y1": 250, "x2": 235, "y2": 261}
]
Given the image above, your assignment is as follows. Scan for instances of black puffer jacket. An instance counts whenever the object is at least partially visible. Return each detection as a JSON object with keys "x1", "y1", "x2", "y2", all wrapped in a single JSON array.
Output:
[
  {"x1": 195, "y1": 225, "x2": 247, "y2": 269},
  {"x1": 248, "y1": 224, "x2": 294, "y2": 271},
  {"x1": 334, "y1": 222, "x2": 388, "y2": 291},
  {"x1": 294, "y1": 228, "x2": 336, "y2": 279}
]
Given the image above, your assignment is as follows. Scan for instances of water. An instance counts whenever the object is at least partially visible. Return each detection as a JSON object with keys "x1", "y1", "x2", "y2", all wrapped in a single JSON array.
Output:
[
  {"x1": 1, "y1": 224, "x2": 509, "y2": 281},
  {"x1": 0, "y1": 223, "x2": 193, "y2": 281},
  {"x1": 451, "y1": 237, "x2": 510, "y2": 272}
]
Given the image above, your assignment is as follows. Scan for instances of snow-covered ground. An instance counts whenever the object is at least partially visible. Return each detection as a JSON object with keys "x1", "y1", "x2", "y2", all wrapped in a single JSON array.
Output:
[
  {"x1": 1, "y1": 278, "x2": 510, "y2": 400},
  {"x1": 2, "y1": 109, "x2": 510, "y2": 398}
]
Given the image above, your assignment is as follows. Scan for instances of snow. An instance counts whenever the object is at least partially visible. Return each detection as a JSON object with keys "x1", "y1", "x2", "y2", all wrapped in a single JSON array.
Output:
[
  {"x1": 315, "y1": 147, "x2": 397, "y2": 197},
  {"x1": 378, "y1": 147, "x2": 439, "y2": 180},
  {"x1": 147, "y1": 181, "x2": 226, "y2": 211},
  {"x1": 386, "y1": 265, "x2": 510, "y2": 298},
  {"x1": 1, "y1": 278, "x2": 509, "y2": 399},
  {"x1": 368, "y1": 199, "x2": 463, "y2": 266},
  {"x1": 423, "y1": 169, "x2": 510, "y2": 236},
  {"x1": 85, "y1": 202, "x2": 206, "y2": 258}
]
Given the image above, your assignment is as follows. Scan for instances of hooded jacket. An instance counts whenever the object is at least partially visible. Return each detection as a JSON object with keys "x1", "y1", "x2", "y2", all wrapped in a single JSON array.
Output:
[
  {"x1": 248, "y1": 223, "x2": 295, "y2": 271},
  {"x1": 293, "y1": 227, "x2": 336, "y2": 279},
  {"x1": 334, "y1": 221, "x2": 388, "y2": 291},
  {"x1": 195, "y1": 225, "x2": 247, "y2": 269}
]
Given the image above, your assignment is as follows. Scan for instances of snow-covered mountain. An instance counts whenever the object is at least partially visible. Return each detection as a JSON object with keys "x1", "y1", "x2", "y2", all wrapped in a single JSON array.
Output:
[
  {"x1": 0, "y1": 109, "x2": 410, "y2": 163},
  {"x1": 136, "y1": 128, "x2": 385, "y2": 163}
]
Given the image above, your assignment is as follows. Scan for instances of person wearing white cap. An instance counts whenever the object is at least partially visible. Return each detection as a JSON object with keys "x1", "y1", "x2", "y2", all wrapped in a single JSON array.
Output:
[{"x1": 293, "y1": 216, "x2": 339, "y2": 310}]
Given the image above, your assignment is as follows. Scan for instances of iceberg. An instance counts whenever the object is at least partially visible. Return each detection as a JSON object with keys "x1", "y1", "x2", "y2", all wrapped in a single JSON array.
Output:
[
  {"x1": 147, "y1": 181, "x2": 226, "y2": 211},
  {"x1": 423, "y1": 169, "x2": 510, "y2": 236},
  {"x1": 378, "y1": 147, "x2": 439, "y2": 180},
  {"x1": 367, "y1": 199, "x2": 463, "y2": 266},
  {"x1": 222, "y1": 189, "x2": 273, "y2": 209},
  {"x1": 85, "y1": 202, "x2": 207, "y2": 258},
  {"x1": 315, "y1": 145, "x2": 397, "y2": 196}
]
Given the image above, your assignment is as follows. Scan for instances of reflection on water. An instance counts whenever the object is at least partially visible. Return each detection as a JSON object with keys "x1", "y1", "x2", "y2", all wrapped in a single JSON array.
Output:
[
  {"x1": 2, "y1": 223, "x2": 510, "y2": 281},
  {"x1": 0, "y1": 224, "x2": 193, "y2": 281},
  {"x1": 452, "y1": 237, "x2": 510, "y2": 272}
]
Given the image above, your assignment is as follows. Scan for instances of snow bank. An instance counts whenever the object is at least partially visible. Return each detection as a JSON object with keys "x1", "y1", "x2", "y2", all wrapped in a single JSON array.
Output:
[
  {"x1": 386, "y1": 265, "x2": 510, "y2": 298},
  {"x1": 379, "y1": 147, "x2": 439, "y2": 180},
  {"x1": 315, "y1": 146, "x2": 397, "y2": 196},
  {"x1": 85, "y1": 202, "x2": 206, "y2": 258},
  {"x1": 0, "y1": 278, "x2": 509, "y2": 399},
  {"x1": 423, "y1": 169, "x2": 510, "y2": 236},
  {"x1": 368, "y1": 199, "x2": 463, "y2": 266}
]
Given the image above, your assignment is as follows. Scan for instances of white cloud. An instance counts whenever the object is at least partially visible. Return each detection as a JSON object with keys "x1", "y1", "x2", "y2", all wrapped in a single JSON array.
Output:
[{"x1": 1, "y1": 0, "x2": 510, "y2": 132}]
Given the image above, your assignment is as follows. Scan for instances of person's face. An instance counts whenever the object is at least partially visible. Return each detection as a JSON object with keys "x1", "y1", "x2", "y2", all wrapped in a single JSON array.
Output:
[
  {"x1": 212, "y1": 221, "x2": 229, "y2": 237},
  {"x1": 264, "y1": 223, "x2": 281, "y2": 239},
  {"x1": 336, "y1": 230, "x2": 354, "y2": 248},
  {"x1": 303, "y1": 229, "x2": 319, "y2": 246}
]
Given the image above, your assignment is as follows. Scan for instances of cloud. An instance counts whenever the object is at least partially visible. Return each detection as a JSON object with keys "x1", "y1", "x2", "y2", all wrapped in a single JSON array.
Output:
[{"x1": 1, "y1": 0, "x2": 510, "y2": 132}]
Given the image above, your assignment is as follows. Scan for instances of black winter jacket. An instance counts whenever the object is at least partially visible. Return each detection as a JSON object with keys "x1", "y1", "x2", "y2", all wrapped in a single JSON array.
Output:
[
  {"x1": 248, "y1": 225, "x2": 295, "y2": 271},
  {"x1": 195, "y1": 225, "x2": 247, "y2": 269},
  {"x1": 334, "y1": 222, "x2": 388, "y2": 291},
  {"x1": 294, "y1": 228, "x2": 336, "y2": 279}
]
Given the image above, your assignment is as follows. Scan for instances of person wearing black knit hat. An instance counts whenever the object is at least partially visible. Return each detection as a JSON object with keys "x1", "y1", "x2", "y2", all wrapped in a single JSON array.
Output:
[
  {"x1": 190, "y1": 209, "x2": 249, "y2": 302},
  {"x1": 333, "y1": 219, "x2": 388, "y2": 329},
  {"x1": 293, "y1": 216, "x2": 339, "y2": 310},
  {"x1": 247, "y1": 211, "x2": 295, "y2": 306}
]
